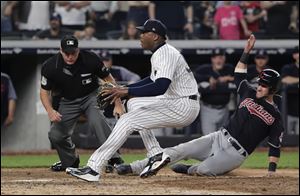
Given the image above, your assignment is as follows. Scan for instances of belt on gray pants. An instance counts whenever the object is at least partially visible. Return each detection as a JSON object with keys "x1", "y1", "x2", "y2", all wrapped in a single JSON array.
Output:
[
  {"x1": 203, "y1": 102, "x2": 226, "y2": 109},
  {"x1": 222, "y1": 129, "x2": 247, "y2": 157}
]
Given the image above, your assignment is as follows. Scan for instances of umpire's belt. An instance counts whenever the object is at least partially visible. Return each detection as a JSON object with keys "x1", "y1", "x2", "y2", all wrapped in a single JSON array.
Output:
[
  {"x1": 222, "y1": 129, "x2": 247, "y2": 157},
  {"x1": 188, "y1": 95, "x2": 198, "y2": 101}
]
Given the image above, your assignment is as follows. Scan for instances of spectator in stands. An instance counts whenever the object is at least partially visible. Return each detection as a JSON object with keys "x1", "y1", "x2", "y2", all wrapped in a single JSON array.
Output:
[
  {"x1": 240, "y1": 1, "x2": 267, "y2": 39},
  {"x1": 288, "y1": 2, "x2": 299, "y2": 35},
  {"x1": 192, "y1": 1, "x2": 216, "y2": 39},
  {"x1": 261, "y1": 1, "x2": 298, "y2": 39},
  {"x1": 214, "y1": 1, "x2": 251, "y2": 40},
  {"x1": 127, "y1": 1, "x2": 150, "y2": 26},
  {"x1": 74, "y1": 21, "x2": 97, "y2": 41},
  {"x1": 194, "y1": 48, "x2": 234, "y2": 135},
  {"x1": 119, "y1": 20, "x2": 139, "y2": 40},
  {"x1": 281, "y1": 46, "x2": 299, "y2": 135},
  {"x1": 88, "y1": 1, "x2": 114, "y2": 39},
  {"x1": 54, "y1": 1, "x2": 90, "y2": 31},
  {"x1": 1, "y1": 1, "x2": 17, "y2": 33},
  {"x1": 33, "y1": 12, "x2": 73, "y2": 40},
  {"x1": 247, "y1": 49, "x2": 270, "y2": 88},
  {"x1": 108, "y1": 1, "x2": 129, "y2": 31},
  {"x1": 1, "y1": 72, "x2": 17, "y2": 127},
  {"x1": 15, "y1": 1, "x2": 52, "y2": 38},
  {"x1": 149, "y1": 1, "x2": 193, "y2": 39}
]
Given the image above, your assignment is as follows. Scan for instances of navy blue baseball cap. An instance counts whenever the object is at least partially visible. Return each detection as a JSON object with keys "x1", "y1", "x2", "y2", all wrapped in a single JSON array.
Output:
[
  {"x1": 211, "y1": 48, "x2": 225, "y2": 57},
  {"x1": 255, "y1": 49, "x2": 268, "y2": 58},
  {"x1": 61, "y1": 35, "x2": 78, "y2": 53},
  {"x1": 50, "y1": 12, "x2": 61, "y2": 21},
  {"x1": 99, "y1": 50, "x2": 112, "y2": 61},
  {"x1": 136, "y1": 19, "x2": 167, "y2": 39}
]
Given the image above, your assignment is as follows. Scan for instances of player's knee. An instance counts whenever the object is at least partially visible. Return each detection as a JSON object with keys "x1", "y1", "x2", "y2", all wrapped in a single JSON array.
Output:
[
  {"x1": 48, "y1": 130, "x2": 64, "y2": 144},
  {"x1": 195, "y1": 166, "x2": 216, "y2": 177}
]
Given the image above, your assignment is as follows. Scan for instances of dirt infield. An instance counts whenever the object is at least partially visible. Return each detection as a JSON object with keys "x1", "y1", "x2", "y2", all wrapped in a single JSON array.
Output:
[{"x1": 1, "y1": 168, "x2": 298, "y2": 195}]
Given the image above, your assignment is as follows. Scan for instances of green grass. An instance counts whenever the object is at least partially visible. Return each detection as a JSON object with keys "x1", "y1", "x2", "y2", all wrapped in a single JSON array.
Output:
[{"x1": 1, "y1": 151, "x2": 298, "y2": 169}]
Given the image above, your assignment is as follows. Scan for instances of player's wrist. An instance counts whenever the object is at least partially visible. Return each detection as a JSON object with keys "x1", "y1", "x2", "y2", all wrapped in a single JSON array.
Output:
[
  {"x1": 239, "y1": 52, "x2": 250, "y2": 64},
  {"x1": 268, "y1": 162, "x2": 277, "y2": 172}
]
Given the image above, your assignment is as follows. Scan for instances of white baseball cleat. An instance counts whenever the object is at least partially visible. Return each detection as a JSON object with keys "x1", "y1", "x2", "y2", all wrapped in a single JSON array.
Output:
[
  {"x1": 140, "y1": 152, "x2": 170, "y2": 178},
  {"x1": 66, "y1": 166, "x2": 99, "y2": 182}
]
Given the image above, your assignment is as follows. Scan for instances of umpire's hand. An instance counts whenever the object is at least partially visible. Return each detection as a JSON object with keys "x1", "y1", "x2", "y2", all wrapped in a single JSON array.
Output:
[{"x1": 48, "y1": 109, "x2": 62, "y2": 122}]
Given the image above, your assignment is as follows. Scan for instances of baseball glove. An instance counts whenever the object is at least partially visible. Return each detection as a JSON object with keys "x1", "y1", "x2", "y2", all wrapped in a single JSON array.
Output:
[{"x1": 96, "y1": 82, "x2": 115, "y2": 110}]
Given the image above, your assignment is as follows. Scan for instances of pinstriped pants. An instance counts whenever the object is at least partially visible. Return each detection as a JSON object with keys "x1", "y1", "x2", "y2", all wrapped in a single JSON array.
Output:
[{"x1": 87, "y1": 96, "x2": 200, "y2": 173}]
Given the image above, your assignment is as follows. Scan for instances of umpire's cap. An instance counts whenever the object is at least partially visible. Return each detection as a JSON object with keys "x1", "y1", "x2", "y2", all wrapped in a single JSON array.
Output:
[
  {"x1": 136, "y1": 19, "x2": 167, "y2": 39},
  {"x1": 258, "y1": 69, "x2": 280, "y2": 93},
  {"x1": 61, "y1": 35, "x2": 78, "y2": 53}
]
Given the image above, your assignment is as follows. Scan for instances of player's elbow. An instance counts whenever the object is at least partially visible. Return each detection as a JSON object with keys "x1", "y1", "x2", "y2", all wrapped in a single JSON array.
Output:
[{"x1": 155, "y1": 78, "x2": 171, "y2": 95}]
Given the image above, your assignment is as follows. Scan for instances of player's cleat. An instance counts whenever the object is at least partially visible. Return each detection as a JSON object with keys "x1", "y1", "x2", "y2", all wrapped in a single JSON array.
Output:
[
  {"x1": 115, "y1": 164, "x2": 133, "y2": 175},
  {"x1": 170, "y1": 164, "x2": 192, "y2": 174},
  {"x1": 140, "y1": 152, "x2": 170, "y2": 178},
  {"x1": 66, "y1": 166, "x2": 99, "y2": 182},
  {"x1": 50, "y1": 158, "x2": 79, "y2": 172},
  {"x1": 105, "y1": 157, "x2": 125, "y2": 173}
]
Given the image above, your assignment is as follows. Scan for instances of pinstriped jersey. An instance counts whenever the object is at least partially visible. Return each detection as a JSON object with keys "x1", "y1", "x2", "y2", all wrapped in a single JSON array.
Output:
[{"x1": 150, "y1": 43, "x2": 199, "y2": 98}]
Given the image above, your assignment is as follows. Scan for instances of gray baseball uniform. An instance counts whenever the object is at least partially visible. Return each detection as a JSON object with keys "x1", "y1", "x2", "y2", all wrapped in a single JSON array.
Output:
[{"x1": 129, "y1": 128, "x2": 247, "y2": 176}]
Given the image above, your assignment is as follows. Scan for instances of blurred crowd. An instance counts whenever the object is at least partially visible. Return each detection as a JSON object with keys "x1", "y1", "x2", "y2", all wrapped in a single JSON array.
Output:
[{"x1": 1, "y1": 1, "x2": 299, "y2": 40}]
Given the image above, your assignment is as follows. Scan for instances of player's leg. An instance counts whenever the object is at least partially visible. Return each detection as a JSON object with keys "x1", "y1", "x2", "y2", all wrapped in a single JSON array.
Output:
[
  {"x1": 83, "y1": 90, "x2": 123, "y2": 171},
  {"x1": 131, "y1": 98, "x2": 200, "y2": 177},
  {"x1": 200, "y1": 103, "x2": 218, "y2": 135},
  {"x1": 187, "y1": 131, "x2": 247, "y2": 176},
  {"x1": 127, "y1": 132, "x2": 216, "y2": 175},
  {"x1": 216, "y1": 107, "x2": 229, "y2": 131},
  {"x1": 48, "y1": 98, "x2": 81, "y2": 170},
  {"x1": 127, "y1": 97, "x2": 163, "y2": 157},
  {"x1": 67, "y1": 98, "x2": 198, "y2": 180}
]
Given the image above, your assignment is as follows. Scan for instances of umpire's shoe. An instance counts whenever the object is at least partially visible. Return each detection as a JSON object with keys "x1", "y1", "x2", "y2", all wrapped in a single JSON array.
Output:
[
  {"x1": 66, "y1": 166, "x2": 99, "y2": 182},
  {"x1": 115, "y1": 164, "x2": 133, "y2": 175},
  {"x1": 140, "y1": 152, "x2": 170, "y2": 178},
  {"x1": 170, "y1": 164, "x2": 191, "y2": 174},
  {"x1": 50, "y1": 158, "x2": 79, "y2": 172},
  {"x1": 105, "y1": 157, "x2": 124, "y2": 173}
]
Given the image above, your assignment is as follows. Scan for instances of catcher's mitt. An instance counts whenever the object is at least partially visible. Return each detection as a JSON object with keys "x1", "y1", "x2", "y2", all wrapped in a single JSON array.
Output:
[{"x1": 96, "y1": 82, "x2": 115, "y2": 110}]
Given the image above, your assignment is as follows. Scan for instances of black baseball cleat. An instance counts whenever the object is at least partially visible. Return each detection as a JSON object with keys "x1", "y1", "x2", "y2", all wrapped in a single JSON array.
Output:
[
  {"x1": 170, "y1": 164, "x2": 192, "y2": 174},
  {"x1": 140, "y1": 152, "x2": 170, "y2": 178},
  {"x1": 115, "y1": 164, "x2": 133, "y2": 175},
  {"x1": 50, "y1": 157, "x2": 79, "y2": 172},
  {"x1": 66, "y1": 166, "x2": 99, "y2": 182},
  {"x1": 105, "y1": 157, "x2": 125, "y2": 173}
]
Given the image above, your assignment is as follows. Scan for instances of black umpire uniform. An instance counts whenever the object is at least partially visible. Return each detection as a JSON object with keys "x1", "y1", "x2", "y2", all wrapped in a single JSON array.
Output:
[{"x1": 40, "y1": 35, "x2": 122, "y2": 171}]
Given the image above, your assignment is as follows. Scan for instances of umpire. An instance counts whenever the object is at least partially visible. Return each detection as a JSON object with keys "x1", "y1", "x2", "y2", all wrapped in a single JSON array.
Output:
[{"x1": 40, "y1": 35, "x2": 124, "y2": 171}]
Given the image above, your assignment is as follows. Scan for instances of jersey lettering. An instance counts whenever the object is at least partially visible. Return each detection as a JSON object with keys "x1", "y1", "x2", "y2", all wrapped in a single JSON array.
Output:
[{"x1": 239, "y1": 98, "x2": 275, "y2": 125}]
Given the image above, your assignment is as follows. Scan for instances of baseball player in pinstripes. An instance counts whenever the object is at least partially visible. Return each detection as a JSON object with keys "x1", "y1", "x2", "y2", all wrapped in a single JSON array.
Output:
[
  {"x1": 66, "y1": 19, "x2": 200, "y2": 182},
  {"x1": 116, "y1": 34, "x2": 284, "y2": 177}
]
